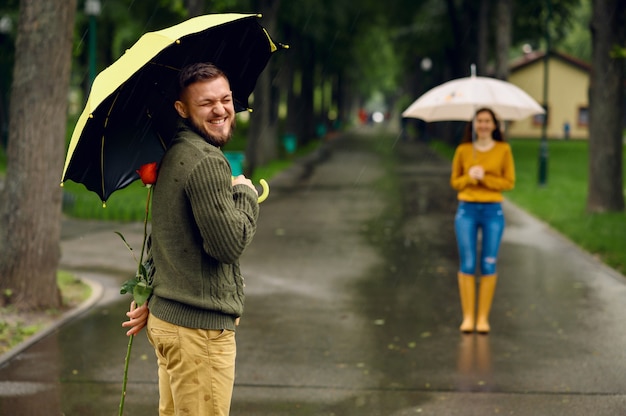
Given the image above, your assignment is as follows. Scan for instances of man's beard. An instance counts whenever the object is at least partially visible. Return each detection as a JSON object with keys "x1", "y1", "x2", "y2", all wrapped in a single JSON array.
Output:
[{"x1": 185, "y1": 118, "x2": 236, "y2": 148}]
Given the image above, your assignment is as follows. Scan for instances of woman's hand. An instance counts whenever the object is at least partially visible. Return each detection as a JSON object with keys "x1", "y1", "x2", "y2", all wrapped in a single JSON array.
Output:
[
  {"x1": 468, "y1": 165, "x2": 485, "y2": 181},
  {"x1": 122, "y1": 300, "x2": 149, "y2": 336}
]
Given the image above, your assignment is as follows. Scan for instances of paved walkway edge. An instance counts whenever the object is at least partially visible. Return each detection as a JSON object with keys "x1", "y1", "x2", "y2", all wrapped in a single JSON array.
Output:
[
  {"x1": 0, "y1": 276, "x2": 104, "y2": 366},
  {"x1": 503, "y1": 198, "x2": 626, "y2": 283}
]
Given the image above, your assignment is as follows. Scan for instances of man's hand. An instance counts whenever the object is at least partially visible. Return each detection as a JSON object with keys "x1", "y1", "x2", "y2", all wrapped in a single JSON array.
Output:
[
  {"x1": 122, "y1": 300, "x2": 149, "y2": 336},
  {"x1": 232, "y1": 175, "x2": 259, "y2": 196}
]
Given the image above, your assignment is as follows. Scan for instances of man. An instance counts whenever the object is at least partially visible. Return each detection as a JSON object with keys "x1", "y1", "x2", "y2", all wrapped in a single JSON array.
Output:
[{"x1": 123, "y1": 62, "x2": 259, "y2": 415}]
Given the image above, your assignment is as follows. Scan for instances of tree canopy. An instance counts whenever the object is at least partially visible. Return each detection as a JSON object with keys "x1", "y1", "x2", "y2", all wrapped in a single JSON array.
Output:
[{"x1": 0, "y1": 0, "x2": 586, "y2": 144}]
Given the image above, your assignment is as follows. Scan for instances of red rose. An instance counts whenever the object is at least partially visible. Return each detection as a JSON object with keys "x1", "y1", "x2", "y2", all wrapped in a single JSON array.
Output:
[{"x1": 136, "y1": 162, "x2": 158, "y2": 186}]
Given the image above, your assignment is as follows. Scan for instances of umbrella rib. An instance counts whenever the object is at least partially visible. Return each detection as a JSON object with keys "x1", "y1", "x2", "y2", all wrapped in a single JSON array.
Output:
[
  {"x1": 100, "y1": 90, "x2": 122, "y2": 202},
  {"x1": 261, "y1": 28, "x2": 278, "y2": 52},
  {"x1": 156, "y1": 131, "x2": 167, "y2": 151},
  {"x1": 148, "y1": 61, "x2": 180, "y2": 72},
  {"x1": 100, "y1": 134, "x2": 105, "y2": 203},
  {"x1": 145, "y1": 109, "x2": 168, "y2": 151}
]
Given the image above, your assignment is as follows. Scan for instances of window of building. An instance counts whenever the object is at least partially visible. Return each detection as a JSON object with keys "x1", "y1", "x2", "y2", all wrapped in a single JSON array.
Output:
[
  {"x1": 532, "y1": 104, "x2": 549, "y2": 127},
  {"x1": 577, "y1": 106, "x2": 589, "y2": 127}
]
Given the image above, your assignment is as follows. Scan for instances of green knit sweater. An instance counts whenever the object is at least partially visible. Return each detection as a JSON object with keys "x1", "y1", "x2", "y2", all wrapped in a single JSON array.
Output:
[{"x1": 149, "y1": 123, "x2": 259, "y2": 331}]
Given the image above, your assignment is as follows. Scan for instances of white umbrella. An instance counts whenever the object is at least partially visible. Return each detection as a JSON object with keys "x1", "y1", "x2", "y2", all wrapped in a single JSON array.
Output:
[{"x1": 402, "y1": 65, "x2": 545, "y2": 122}]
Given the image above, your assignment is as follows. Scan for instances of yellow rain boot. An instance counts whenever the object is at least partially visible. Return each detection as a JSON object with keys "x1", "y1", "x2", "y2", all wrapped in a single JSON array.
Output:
[
  {"x1": 476, "y1": 275, "x2": 497, "y2": 334},
  {"x1": 457, "y1": 272, "x2": 476, "y2": 333}
]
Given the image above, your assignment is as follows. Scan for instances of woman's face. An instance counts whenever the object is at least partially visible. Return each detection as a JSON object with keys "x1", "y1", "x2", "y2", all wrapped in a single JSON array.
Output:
[{"x1": 474, "y1": 111, "x2": 497, "y2": 140}]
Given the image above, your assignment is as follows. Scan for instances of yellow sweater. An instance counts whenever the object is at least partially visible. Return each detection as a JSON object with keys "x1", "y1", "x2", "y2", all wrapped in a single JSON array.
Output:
[{"x1": 450, "y1": 141, "x2": 515, "y2": 202}]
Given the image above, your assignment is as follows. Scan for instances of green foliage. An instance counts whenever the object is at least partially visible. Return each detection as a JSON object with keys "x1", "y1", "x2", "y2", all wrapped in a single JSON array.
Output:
[
  {"x1": 57, "y1": 270, "x2": 92, "y2": 306},
  {"x1": 428, "y1": 140, "x2": 455, "y2": 160},
  {"x1": 610, "y1": 45, "x2": 626, "y2": 59},
  {"x1": 0, "y1": 319, "x2": 39, "y2": 353},
  {"x1": 71, "y1": 0, "x2": 188, "y2": 84},
  {"x1": 251, "y1": 138, "x2": 321, "y2": 182},
  {"x1": 62, "y1": 180, "x2": 152, "y2": 221},
  {"x1": 117, "y1": 228, "x2": 154, "y2": 307},
  {"x1": 221, "y1": 116, "x2": 250, "y2": 151},
  {"x1": 558, "y1": 0, "x2": 592, "y2": 61},
  {"x1": 430, "y1": 138, "x2": 626, "y2": 274},
  {"x1": 514, "y1": 0, "x2": 582, "y2": 47},
  {"x1": 350, "y1": 25, "x2": 402, "y2": 96},
  {"x1": 505, "y1": 140, "x2": 626, "y2": 274}
]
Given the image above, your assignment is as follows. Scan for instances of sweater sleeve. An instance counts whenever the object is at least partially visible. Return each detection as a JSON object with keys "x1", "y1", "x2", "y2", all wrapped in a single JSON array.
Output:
[
  {"x1": 480, "y1": 144, "x2": 515, "y2": 192},
  {"x1": 450, "y1": 146, "x2": 478, "y2": 191},
  {"x1": 184, "y1": 153, "x2": 259, "y2": 264}
]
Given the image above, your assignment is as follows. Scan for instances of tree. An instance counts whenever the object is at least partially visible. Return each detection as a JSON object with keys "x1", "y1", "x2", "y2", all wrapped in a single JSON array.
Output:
[
  {"x1": 476, "y1": 0, "x2": 490, "y2": 76},
  {"x1": 0, "y1": 0, "x2": 76, "y2": 310},
  {"x1": 185, "y1": 0, "x2": 205, "y2": 16},
  {"x1": 495, "y1": 0, "x2": 513, "y2": 80},
  {"x1": 586, "y1": 0, "x2": 625, "y2": 213},
  {"x1": 246, "y1": 0, "x2": 281, "y2": 172},
  {"x1": 0, "y1": 0, "x2": 18, "y2": 151}
]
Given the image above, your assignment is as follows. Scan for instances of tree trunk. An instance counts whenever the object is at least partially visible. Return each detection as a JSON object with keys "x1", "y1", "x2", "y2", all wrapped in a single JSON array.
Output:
[
  {"x1": 476, "y1": 0, "x2": 489, "y2": 76},
  {"x1": 495, "y1": 0, "x2": 513, "y2": 80},
  {"x1": 283, "y1": 44, "x2": 298, "y2": 137},
  {"x1": 281, "y1": 32, "x2": 315, "y2": 149},
  {"x1": 586, "y1": 0, "x2": 625, "y2": 213},
  {"x1": 444, "y1": 0, "x2": 476, "y2": 78},
  {"x1": 0, "y1": 0, "x2": 76, "y2": 310},
  {"x1": 246, "y1": 0, "x2": 280, "y2": 173},
  {"x1": 444, "y1": 0, "x2": 466, "y2": 79},
  {"x1": 331, "y1": 72, "x2": 342, "y2": 130},
  {"x1": 298, "y1": 38, "x2": 315, "y2": 145},
  {"x1": 185, "y1": 0, "x2": 205, "y2": 17},
  {"x1": 283, "y1": 27, "x2": 306, "y2": 146}
]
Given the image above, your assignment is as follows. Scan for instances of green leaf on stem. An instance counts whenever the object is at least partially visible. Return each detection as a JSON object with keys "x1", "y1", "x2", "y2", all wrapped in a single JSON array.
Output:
[
  {"x1": 114, "y1": 231, "x2": 138, "y2": 263},
  {"x1": 120, "y1": 278, "x2": 136, "y2": 296},
  {"x1": 133, "y1": 282, "x2": 153, "y2": 307}
]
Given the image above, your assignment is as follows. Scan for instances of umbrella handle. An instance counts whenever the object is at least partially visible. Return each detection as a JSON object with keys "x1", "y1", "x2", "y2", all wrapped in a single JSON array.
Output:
[
  {"x1": 258, "y1": 179, "x2": 270, "y2": 203},
  {"x1": 233, "y1": 177, "x2": 269, "y2": 203}
]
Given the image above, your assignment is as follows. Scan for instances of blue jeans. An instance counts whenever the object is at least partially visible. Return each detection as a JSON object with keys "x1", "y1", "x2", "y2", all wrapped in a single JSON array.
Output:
[{"x1": 454, "y1": 202, "x2": 505, "y2": 276}]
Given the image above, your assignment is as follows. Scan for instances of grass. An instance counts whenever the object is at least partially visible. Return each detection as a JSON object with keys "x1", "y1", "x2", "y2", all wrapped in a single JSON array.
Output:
[
  {"x1": 431, "y1": 138, "x2": 626, "y2": 274},
  {"x1": 57, "y1": 270, "x2": 93, "y2": 306},
  {"x1": 0, "y1": 270, "x2": 92, "y2": 355}
]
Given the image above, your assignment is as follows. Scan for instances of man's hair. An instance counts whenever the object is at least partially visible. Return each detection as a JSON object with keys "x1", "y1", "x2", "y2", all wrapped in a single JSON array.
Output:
[{"x1": 177, "y1": 62, "x2": 229, "y2": 97}]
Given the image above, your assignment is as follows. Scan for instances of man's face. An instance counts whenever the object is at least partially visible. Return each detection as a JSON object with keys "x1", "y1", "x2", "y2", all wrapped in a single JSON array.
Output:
[{"x1": 174, "y1": 76, "x2": 236, "y2": 147}]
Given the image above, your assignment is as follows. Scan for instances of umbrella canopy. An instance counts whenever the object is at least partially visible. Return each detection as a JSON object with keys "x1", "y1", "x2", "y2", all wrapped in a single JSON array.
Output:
[
  {"x1": 402, "y1": 67, "x2": 545, "y2": 122},
  {"x1": 62, "y1": 13, "x2": 284, "y2": 203}
]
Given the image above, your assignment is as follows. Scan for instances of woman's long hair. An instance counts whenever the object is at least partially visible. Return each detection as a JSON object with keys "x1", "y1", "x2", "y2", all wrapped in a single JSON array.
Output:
[{"x1": 461, "y1": 107, "x2": 505, "y2": 143}]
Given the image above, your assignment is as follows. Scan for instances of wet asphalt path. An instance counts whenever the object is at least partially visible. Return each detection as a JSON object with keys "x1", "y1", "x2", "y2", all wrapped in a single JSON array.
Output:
[{"x1": 1, "y1": 127, "x2": 626, "y2": 415}]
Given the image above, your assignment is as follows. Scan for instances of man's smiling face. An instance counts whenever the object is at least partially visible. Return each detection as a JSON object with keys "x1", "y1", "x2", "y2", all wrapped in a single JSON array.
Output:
[{"x1": 174, "y1": 76, "x2": 235, "y2": 147}]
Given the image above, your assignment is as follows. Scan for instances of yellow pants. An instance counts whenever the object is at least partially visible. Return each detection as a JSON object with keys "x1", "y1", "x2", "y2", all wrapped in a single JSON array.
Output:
[{"x1": 147, "y1": 313, "x2": 236, "y2": 416}]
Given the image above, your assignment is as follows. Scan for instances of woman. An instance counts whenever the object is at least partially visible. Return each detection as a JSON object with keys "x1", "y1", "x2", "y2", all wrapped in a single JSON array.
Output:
[{"x1": 451, "y1": 108, "x2": 515, "y2": 334}]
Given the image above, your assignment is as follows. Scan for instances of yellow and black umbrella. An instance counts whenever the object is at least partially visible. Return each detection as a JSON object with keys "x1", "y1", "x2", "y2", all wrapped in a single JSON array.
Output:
[{"x1": 62, "y1": 13, "x2": 285, "y2": 203}]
